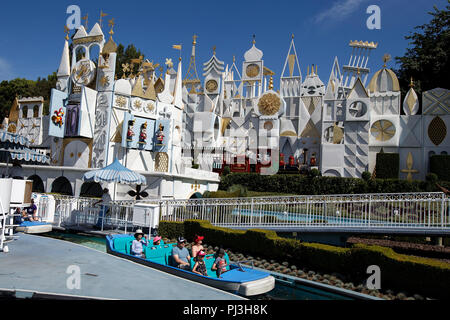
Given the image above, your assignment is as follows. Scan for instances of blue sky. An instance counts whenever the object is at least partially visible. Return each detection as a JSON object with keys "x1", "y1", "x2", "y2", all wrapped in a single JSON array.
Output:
[{"x1": 0, "y1": 0, "x2": 447, "y2": 87}]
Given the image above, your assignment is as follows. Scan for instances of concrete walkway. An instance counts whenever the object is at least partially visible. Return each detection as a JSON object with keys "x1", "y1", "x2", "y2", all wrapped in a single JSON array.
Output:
[{"x1": 0, "y1": 233, "x2": 244, "y2": 300}]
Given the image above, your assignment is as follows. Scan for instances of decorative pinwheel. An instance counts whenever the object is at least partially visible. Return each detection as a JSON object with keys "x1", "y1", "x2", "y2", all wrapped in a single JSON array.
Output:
[{"x1": 127, "y1": 184, "x2": 148, "y2": 200}]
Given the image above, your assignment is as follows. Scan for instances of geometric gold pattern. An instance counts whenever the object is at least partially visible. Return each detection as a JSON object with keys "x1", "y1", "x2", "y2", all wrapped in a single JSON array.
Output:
[
  {"x1": 428, "y1": 116, "x2": 447, "y2": 146},
  {"x1": 370, "y1": 120, "x2": 395, "y2": 141},
  {"x1": 401, "y1": 152, "x2": 419, "y2": 182},
  {"x1": 258, "y1": 93, "x2": 281, "y2": 116},
  {"x1": 155, "y1": 152, "x2": 169, "y2": 172}
]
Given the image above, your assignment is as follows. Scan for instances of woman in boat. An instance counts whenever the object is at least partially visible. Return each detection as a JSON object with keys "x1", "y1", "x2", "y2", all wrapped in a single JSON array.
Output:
[
  {"x1": 192, "y1": 250, "x2": 208, "y2": 277},
  {"x1": 212, "y1": 248, "x2": 228, "y2": 278},
  {"x1": 191, "y1": 235, "x2": 204, "y2": 258},
  {"x1": 152, "y1": 236, "x2": 162, "y2": 245},
  {"x1": 131, "y1": 229, "x2": 148, "y2": 258}
]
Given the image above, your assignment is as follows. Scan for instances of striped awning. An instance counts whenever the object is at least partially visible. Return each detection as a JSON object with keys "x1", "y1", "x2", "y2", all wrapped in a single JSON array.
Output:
[
  {"x1": 83, "y1": 159, "x2": 147, "y2": 185},
  {"x1": 0, "y1": 130, "x2": 30, "y2": 147},
  {"x1": 0, "y1": 147, "x2": 50, "y2": 164}
]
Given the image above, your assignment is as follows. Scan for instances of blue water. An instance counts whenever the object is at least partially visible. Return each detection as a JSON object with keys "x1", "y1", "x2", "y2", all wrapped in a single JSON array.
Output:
[{"x1": 42, "y1": 231, "x2": 356, "y2": 300}]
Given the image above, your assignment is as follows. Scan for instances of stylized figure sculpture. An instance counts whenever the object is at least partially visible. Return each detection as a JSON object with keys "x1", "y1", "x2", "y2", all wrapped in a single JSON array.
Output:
[
  {"x1": 139, "y1": 122, "x2": 147, "y2": 145},
  {"x1": 126, "y1": 120, "x2": 135, "y2": 142},
  {"x1": 52, "y1": 108, "x2": 65, "y2": 127},
  {"x1": 156, "y1": 123, "x2": 164, "y2": 144}
]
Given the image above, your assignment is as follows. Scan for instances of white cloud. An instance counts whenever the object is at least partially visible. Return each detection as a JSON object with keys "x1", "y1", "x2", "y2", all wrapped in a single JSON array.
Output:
[
  {"x1": 314, "y1": 0, "x2": 369, "y2": 24},
  {"x1": 0, "y1": 57, "x2": 13, "y2": 80}
]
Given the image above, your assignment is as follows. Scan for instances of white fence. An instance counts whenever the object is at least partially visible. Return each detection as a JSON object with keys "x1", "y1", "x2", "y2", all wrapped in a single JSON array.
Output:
[{"x1": 41, "y1": 192, "x2": 450, "y2": 234}]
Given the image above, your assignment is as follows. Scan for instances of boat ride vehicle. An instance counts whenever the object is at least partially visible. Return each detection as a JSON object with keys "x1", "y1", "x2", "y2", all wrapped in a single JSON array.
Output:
[{"x1": 106, "y1": 234, "x2": 275, "y2": 296}]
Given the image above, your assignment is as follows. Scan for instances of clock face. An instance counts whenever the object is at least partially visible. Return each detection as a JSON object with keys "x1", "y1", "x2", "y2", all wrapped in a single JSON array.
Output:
[
  {"x1": 246, "y1": 63, "x2": 260, "y2": 78},
  {"x1": 206, "y1": 79, "x2": 218, "y2": 93},
  {"x1": 72, "y1": 59, "x2": 96, "y2": 86}
]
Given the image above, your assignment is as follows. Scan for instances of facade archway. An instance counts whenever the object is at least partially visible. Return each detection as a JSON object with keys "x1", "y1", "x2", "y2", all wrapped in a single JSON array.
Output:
[
  {"x1": 51, "y1": 176, "x2": 73, "y2": 196},
  {"x1": 80, "y1": 182, "x2": 103, "y2": 198},
  {"x1": 28, "y1": 175, "x2": 45, "y2": 193}
]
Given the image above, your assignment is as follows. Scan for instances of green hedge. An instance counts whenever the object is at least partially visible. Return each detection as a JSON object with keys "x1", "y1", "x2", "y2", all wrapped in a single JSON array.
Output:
[
  {"x1": 219, "y1": 173, "x2": 450, "y2": 195},
  {"x1": 158, "y1": 220, "x2": 450, "y2": 298},
  {"x1": 375, "y1": 153, "x2": 399, "y2": 179},
  {"x1": 430, "y1": 155, "x2": 450, "y2": 181}
]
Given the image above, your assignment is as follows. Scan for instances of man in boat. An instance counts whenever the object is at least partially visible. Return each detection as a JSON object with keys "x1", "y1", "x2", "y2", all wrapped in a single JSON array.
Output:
[
  {"x1": 171, "y1": 237, "x2": 191, "y2": 270},
  {"x1": 23, "y1": 198, "x2": 38, "y2": 221}
]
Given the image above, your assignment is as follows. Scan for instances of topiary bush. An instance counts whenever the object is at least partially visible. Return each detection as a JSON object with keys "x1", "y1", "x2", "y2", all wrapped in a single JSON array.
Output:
[
  {"x1": 362, "y1": 171, "x2": 372, "y2": 181},
  {"x1": 158, "y1": 220, "x2": 450, "y2": 298},
  {"x1": 375, "y1": 152, "x2": 399, "y2": 179},
  {"x1": 429, "y1": 155, "x2": 450, "y2": 181}
]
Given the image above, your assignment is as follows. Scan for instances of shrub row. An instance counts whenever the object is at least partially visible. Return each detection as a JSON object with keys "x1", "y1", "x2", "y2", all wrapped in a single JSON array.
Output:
[
  {"x1": 219, "y1": 173, "x2": 450, "y2": 195},
  {"x1": 430, "y1": 155, "x2": 450, "y2": 181},
  {"x1": 158, "y1": 220, "x2": 450, "y2": 298},
  {"x1": 375, "y1": 153, "x2": 399, "y2": 179}
]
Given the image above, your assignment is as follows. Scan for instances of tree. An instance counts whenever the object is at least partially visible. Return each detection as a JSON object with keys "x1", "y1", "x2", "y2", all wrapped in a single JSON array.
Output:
[
  {"x1": 394, "y1": 1, "x2": 450, "y2": 100},
  {"x1": 115, "y1": 44, "x2": 145, "y2": 79}
]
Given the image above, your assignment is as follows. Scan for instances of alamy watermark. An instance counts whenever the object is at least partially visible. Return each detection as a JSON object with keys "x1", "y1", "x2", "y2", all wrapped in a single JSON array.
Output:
[
  {"x1": 66, "y1": 5, "x2": 81, "y2": 30},
  {"x1": 66, "y1": 265, "x2": 81, "y2": 290},
  {"x1": 366, "y1": 5, "x2": 381, "y2": 30},
  {"x1": 366, "y1": 265, "x2": 381, "y2": 290}
]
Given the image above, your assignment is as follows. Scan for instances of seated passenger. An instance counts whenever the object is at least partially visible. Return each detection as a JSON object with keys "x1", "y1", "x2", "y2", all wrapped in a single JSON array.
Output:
[
  {"x1": 131, "y1": 229, "x2": 148, "y2": 258},
  {"x1": 191, "y1": 235, "x2": 204, "y2": 258},
  {"x1": 152, "y1": 236, "x2": 162, "y2": 246},
  {"x1": 171, "y1": 237, "x2": 191, "y2": 270},
  {"x1": 24, "y1": 199, "x2": 38, "y2": 221},
  {"x1": 212, "y1": 248, "x2": 228, "y2": 278},
  {"x1": 192, "y1": 251, "x2": 208, "y2": 276}
]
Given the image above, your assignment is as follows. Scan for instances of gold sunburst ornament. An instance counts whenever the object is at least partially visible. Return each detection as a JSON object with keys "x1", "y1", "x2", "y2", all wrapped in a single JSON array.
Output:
[
  {"x1": 371, "y1": 120, "x2": 396, "y2": 141},
  {"x1": 258, "y1": 93, "x2": 281, "y2": 116},
  {"x1": 100, "y1": 75, "x2": 110, "y2": 87}
]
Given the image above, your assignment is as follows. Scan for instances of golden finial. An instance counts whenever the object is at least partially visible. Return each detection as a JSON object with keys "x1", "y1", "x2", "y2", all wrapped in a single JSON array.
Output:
[
  {"x1": 64, "y1": 25, "x2": 70, "y2": 41},
  {"x1": 159, "y1": 66, "x2": 164, "y2": 76},
  {"x1": 315, "y1": 65, "x2": 318, "y2": 75},
  {"x1": 99, "y1": 10, "x2": 108, "y2": 28},
  {"x1": 212, "y1": 46, "x2": 216, "y2": 55},
  {"x1": 291, "y1": 33, "x2": 294, "y2": 39},
  {"x1": 307, "y1": 65, "x2": 309, "y2": 76},
  {"x1": 268, "y1": 75, "x2": 274, "y2": 90},
  {"x1": 233, "y1": 55, "x2": 236, "y2": 63},
  {"x1": 108, "y1": 18, "x2": 115, "y2": 36},
  {"x1": 252, "y1": 34, "x2": 256, "y2": 45},
  {"x1": 192, "y1": 34, "x2": 197, "y2": 45},
  {"x1": 409, "y1": 77, "x2": 414, "y2": 88},
  {"x1": 82, "y1": 14, "x2": 88, "y2": 29},
  {"x1": 357, "y1": 67, "x2": 361, "y2": 76},
  {"x1": 382, "y1": 53, "x2": 391, "y2": 68}
]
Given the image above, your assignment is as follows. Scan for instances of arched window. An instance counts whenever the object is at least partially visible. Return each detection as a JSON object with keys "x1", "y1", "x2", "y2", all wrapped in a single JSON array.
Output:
[
  {"x1": 33, "y1": 105, "x2": 39, "y2": 118},
  {"x1": 80, "y1": 182, "x2": 103, "y2": 198},
  {"x1": 22, "y1": 106, "x2": 28, "y2": 118},
  {"x1": 51, "y1": 176, "x2": 73, "y2": 196},
  {"x1": 28, "y1": 175, "x2": 45, "y2": 193}
]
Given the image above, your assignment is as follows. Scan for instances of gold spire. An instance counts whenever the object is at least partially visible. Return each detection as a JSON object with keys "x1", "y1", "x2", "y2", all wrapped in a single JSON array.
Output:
[
  {"x1": 99, "y1": 10, "x2": 108, "y2": 28},
  {"x1": 268, "y1": 75, "x2": 274, "y2": 90},
  {"x1": 102, "y1": 18, "x2": 117, "y2": 54},
  {"x1": 382, "y1": 53, "x2": 391, "y2": 68},
  {"x1": 252, "y1": 34, "x2": 256, "y2": 45},
  {"x1": 233, "y1": 55, "x2": 236, "y2": 63},
  {"x1": 291, "y1": 33, "x2": 294, "y2": 39},
  {"x1": 213, "y1": 46, "x2": 216, "y2": 55},
  {"x1": 64, "y1": 25, "x2": 70, "y2": 41},
  {"x1": 409, "y1": 77, "x2": 414, "y2": 88},
  {"x1": 108, "y1": 18, "x2": 115, "y2": 35},
  {"x1": 307, "y1": 65, "x2": 309, "y2": 76},
  {"x1": 192, "y1": 34, "x2": 197, "y2": 45},
  {"x1": 82, "y1": 14, "x2": 88, "y2": 29}
]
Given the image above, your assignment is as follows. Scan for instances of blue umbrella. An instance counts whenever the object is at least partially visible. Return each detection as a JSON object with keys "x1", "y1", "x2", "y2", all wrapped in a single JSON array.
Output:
[{"x1": 82, "y1": 159, "x2": 147, "y2": 185}]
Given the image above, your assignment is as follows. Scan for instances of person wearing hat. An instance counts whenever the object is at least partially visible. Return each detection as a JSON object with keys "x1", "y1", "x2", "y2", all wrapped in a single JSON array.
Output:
[
  {"x1": 192, "y1": 250, "x2": 208, "y2": 277},
  {"x1": 191, "y1": 235, "x2": 205, "y2": 258},
  {"x1": 171, "y1": 237, "x2": 191, "y2": 270},
  {"x1": 152, "y1": 236, "x2": 162, "y2": 246},
  {"x1": 131, "y1": 229, "x2": 148, "y2": 258}
]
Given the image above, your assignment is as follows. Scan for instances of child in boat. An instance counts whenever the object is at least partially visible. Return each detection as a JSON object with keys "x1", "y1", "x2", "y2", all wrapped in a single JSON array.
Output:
[
  {"x1": 152, "y1": 236, "x2": 162, "y2": 246},
  {"x1": 212, "y1": 248, "x2": 228, "y2": 278},
  {"x1": 191, "y1": 235, "x2": 204, "y2": 258},
  {"x1": 131, "y1": 229, "x2": 148, "y2": 258},
  {"x1": 192, "y1": 250, "x2": 208, "y2": 276}
]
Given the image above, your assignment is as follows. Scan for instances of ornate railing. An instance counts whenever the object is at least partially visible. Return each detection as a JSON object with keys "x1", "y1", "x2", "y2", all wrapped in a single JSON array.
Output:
[{"x1": 37, "y1": 192, "x2": 450, "y2": 233}]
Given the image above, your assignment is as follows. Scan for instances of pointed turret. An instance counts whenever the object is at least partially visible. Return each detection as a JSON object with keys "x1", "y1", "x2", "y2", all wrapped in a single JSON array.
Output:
[
  {"x1": 402, "y1": 78, "x2": 419, "y2": 115},
  {"x1": 57, "y1": 40, "x2": 71, "y2": 77},
  {"x1": 280, "y1": 35, "x2": 302, "y2": 97},
  {"x1": 173, "y1": 58, "x2": 184, "y2": 109}
]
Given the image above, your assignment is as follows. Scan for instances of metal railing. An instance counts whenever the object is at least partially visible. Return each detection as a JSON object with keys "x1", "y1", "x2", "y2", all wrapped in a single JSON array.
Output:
[
  {"x1": 159, "y1": 192, "x2": 450, "y2": 231},
  {"x1": 38, "y1": 192, "x2": 450, "y2": 233}
]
